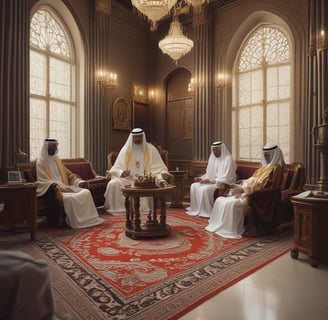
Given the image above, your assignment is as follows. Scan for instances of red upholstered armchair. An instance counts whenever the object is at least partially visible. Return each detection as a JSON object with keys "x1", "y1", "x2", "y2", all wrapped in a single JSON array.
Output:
[{"x1": 62, "y1": 158, "x2": 110, "y2": 207}]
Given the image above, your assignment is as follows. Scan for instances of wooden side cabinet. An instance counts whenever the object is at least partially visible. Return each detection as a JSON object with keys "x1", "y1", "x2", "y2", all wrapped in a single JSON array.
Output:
[
  {"x1": 290, "y1": 196, "x2": 328, "y2": 267},
  {"x1": 0, "y1": 183, "x2": 37, "y2": 240},
  {"x1": 169, "y1": 170, "x2": 187, "y2": 208}
]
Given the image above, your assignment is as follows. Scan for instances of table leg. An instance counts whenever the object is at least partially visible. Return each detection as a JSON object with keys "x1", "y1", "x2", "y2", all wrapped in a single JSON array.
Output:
[
  {"x1": 124, "y1": 195, "x2": 132, "y2": 230},
  {"x1": 309, "y1": 256, "x2": 320, "y2": 268},
  {"x1": 160, "y1": 197, "x2": 166, "y2": 229},
  {"x1": 153, "y1": 197, "x2": 158, "y2": 222},
  {"x1": 133, "y1": 196, "x2": 141, "y2": 231},
  {"x1": 290, "y1": 248, "x2": 299, "y2": 259}
]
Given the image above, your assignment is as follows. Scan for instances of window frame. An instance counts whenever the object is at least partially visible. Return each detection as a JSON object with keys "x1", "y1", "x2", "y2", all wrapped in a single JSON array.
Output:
[
  {"x1": 29, "y1": 1, "x2": 84, "y2": 160},
  {"x1": 232, "y1": 24, "x2": 292, "y2": 163}
]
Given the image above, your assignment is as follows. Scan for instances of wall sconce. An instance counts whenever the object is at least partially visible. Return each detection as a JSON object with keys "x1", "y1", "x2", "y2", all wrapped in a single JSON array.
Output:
[
  {"x1": 97, "y1": 70, "x2": 118, "y2": 89},
  {"x1": 318, "y1": 29, "x2": 326, "y2": 50},
  {"x1": 188, "y1": 77, "x2": 196, "y2": 93},
  {"x1": 215, "y1": 73, "x2": 227, "y2": 88},
  {"x1": 148, "y1": 88, "x2": 156, "y2": 103},
  {"x1": 188, "y1": 77, "x2": 205, "y2": 93}
]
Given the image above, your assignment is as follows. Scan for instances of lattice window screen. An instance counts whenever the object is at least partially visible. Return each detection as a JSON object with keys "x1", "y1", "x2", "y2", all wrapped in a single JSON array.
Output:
[
  {"x1": 29, "y1": 9, "x2": 75, "y2": 159},
  {"x1": 233, "y1": 26, "x2": 291, "y2": 162}
]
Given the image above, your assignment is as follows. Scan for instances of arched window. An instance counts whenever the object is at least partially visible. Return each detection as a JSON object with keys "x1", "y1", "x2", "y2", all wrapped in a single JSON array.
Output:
[
  {"x1": 29, "y1": 8, "x2": 76, "y2": 159},
  {"x1": 233, "y1": 25, "x2": 291, "y2": 163}
]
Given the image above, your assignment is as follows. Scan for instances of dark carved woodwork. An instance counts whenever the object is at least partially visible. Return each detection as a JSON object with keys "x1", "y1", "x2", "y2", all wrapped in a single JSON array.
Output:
[
  {"x1": 121, "y1": 185, "x2": 176, "y2": 238},
  {"x1": 291, "y1": 196, "x2": 328, "y2": 267}
]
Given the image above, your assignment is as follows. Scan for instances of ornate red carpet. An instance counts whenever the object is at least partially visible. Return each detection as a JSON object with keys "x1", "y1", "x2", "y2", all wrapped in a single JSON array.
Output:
[
  {"x1": 0, "y1": 209, "x2": 293, "y2": 320},
  {"x1": 57, "y1": 209, "x2": 251, "y2": 297}
]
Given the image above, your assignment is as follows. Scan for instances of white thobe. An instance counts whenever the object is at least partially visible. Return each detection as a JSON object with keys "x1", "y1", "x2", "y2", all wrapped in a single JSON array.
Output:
[
  {"x1": 205, "y1": 195, "x2": 246, "y2": 239},
  {"x1": 61, "y1": 187, "x2": 103, "y2": 228},
  {"x1": 104, "y1": 142, "x2": 169, "y2": 214},
  {"x1": 104, "y1": 176, "x2": 151, "y2": 214},
  {"x1": 36, "y1": 156, "x2": 103, "y2": 229},
  {"x1": 186, "y1": 183, "x2": 217, "y2": 217},
  {"x1": 186, "y1": 143, "x2": 237, "y2": 217},
  {"x1": 205, "y1": 163, "x2": 283, "y2": 239}
]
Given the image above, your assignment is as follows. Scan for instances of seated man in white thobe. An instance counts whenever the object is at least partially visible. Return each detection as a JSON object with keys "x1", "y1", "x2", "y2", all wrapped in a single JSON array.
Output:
[
  {"x1": 206, "y1": 143, "x2": 285, "y2": 239},
  {"x1": 0, "y1": 250, "x2": 58, "y2": 320},
  {"x1": 104, "y1": 128, "x2": 171, "y2": 214},
  {"x1": 36, "y1": 138, "x2": 103, "y2": 228},
  {"x1": 186, "y1": 141, "x2": 237, "y2": 217}
]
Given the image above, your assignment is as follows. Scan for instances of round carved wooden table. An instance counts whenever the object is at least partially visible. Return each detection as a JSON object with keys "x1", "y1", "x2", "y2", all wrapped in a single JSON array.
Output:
[{"x1": 121, "y1": 184, "x2": 176, "y2": 239}]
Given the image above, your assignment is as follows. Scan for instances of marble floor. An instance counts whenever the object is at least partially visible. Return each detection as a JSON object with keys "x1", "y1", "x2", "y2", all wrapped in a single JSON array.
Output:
[{"x1": 179, "y1": 252, "x2": 328, "y2": 320}]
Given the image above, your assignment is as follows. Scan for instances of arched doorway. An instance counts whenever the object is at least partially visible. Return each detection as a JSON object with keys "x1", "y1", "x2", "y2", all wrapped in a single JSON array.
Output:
[{"x1": 165, "y1": 68, "x2": 194, "y2": 160}]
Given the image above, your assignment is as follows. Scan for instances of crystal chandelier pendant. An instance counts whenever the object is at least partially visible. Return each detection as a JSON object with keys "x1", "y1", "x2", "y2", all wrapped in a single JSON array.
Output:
[
  {"x1": 158, "y1": 16, "x2": 194, "y2": 64},
  {"x1": 131, "y1": 0, "x2": 178, "y2": 31}
]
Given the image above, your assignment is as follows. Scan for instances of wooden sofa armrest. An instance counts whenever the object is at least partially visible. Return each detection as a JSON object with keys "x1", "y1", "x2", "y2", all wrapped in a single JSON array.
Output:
[
  {"x1": 107, "y1": 152, "x2": 119, "y2": 173},
  {"x1": 61, "y1": 158, "x2": 109, "y2": 208},
  {"x1": 281, "y1": 189, "x2": 304, "y2": 203}
]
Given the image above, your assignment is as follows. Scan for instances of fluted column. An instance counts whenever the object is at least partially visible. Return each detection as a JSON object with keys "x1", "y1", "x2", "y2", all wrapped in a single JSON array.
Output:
[
  {"x1": 317, "y1": 0, "x2": 328, "y2": 111},
  {"x1": 85, "y1": 0, "x2": 112, "y2": 174},
  {"x1": 192, "y1": 7, "x2": 212, "y2": 161},
  {"x1": 306, "y1": 0, "x2": 319, "y2": 185},
  {"x1": 306, "y1": 0, "x2": 328, "y2": 188}
]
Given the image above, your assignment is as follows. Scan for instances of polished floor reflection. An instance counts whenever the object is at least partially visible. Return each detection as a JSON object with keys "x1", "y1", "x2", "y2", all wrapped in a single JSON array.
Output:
[{"x1": 179, "y1": 252, "x2": 328, "y2": 320}]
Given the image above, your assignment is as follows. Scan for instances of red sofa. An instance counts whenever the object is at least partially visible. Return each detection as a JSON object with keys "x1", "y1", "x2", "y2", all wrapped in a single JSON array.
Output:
[{"x1": 18, "y1": 158, "x2": 109, "y2": 224}]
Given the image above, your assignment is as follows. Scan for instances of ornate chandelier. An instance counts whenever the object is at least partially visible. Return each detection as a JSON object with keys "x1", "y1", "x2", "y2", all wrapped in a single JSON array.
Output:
[
  {"x1": 131, "y1": 0, "x2": 178, "y2": 31},
  {"x1": 158, "y1": 15, "x2": 194, "y2": 64}
]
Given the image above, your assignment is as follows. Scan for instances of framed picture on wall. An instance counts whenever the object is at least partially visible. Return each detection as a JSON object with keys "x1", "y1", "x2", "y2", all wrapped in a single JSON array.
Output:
[
  {"x1": 112, "y1": 97, "x2": 131, "y2": 131},
  {"x1": 132, "y1": 82, "x2": 147, "y2": 104}
]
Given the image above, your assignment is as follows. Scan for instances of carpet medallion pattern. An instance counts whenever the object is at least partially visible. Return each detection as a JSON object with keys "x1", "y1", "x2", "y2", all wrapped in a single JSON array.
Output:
[
  {"x1": 51, "y1": 212, "x2": 249, "y2": 297},
  {"x1": 33, "y1": 210, "x2": 292, "y2": 320}
]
